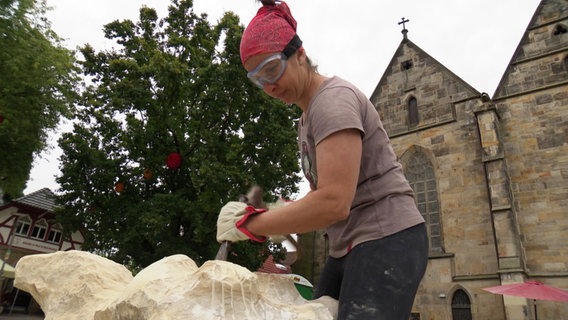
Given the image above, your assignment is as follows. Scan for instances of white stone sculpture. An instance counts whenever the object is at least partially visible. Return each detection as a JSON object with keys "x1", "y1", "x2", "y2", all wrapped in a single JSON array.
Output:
[{"x1": 14, "y1": 250, "x2": 337, "y2": 320}]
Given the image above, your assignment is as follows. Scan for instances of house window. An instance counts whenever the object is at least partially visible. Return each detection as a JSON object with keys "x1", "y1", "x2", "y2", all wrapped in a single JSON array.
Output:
[
  {"x1": 404, "y1": 150, "x2": 443, "y2": 253},
  {"x1": 31, "y1": 219, "x2": 48, "y2": 240},
  {"x1": 14, "y1": 216, "x2": 32, "y2": 236},
  {"x1": 451, "y1": 289, "x2": 472, "y2": 320},
  {"x1": 47, "y1": 224, "x2": 63, "y2": 243},
  {"x1": 408, "y1": 97, "x2": 419, "y2": 127}
]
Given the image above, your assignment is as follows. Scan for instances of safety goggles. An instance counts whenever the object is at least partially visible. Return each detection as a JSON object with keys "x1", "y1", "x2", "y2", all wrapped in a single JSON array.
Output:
[{"x1": 247, "y1": 34, "x2": 303, "y2": 88}]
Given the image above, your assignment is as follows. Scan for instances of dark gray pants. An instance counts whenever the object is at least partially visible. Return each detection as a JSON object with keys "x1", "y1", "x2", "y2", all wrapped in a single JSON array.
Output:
[{"x1": 314, "y1": 223, "x2": 428, "y2": 320}]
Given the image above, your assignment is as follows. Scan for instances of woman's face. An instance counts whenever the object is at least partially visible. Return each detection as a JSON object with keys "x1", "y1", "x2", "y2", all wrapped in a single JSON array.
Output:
[{"x1": 244, "y1": 50, "x2": 304, "y2": 104}]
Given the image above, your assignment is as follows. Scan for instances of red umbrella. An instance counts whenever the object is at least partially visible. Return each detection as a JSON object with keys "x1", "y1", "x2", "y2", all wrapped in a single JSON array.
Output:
[
  {"x1": 483, "y1": 281, "x2": 568, "y2": 320},
  {"x1": 483, "y1": 281, "x2": 568, "y2": 302}
]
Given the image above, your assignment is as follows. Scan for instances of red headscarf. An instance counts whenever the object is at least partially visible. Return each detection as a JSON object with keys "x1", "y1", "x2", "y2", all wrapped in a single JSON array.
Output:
[{"x1": 240, "y1": 1, "x2": 298, "y2": 65}]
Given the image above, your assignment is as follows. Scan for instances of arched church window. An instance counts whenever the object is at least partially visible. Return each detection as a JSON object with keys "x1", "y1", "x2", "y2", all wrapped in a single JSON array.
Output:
[
  {"x1": 408, "y1": 97, "x2": 419, "y2": 127},
  {"x1": 451, "y1": 289, "x2": 472, "y2": 320},
  {"x1": 404, "y1": 149, "x2": 443, "y2": 253}
]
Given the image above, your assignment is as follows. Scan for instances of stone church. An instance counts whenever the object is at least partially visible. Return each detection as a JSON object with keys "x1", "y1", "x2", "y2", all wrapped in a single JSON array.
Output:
[{"x1": 294, "y1": 0, "x2": 567, "y2": 319}]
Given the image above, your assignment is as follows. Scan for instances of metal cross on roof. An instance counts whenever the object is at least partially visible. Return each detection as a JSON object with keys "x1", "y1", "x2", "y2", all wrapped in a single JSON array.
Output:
[
  {"x1": 398, "y1": 17, "x2": 409, "y2": 30},
  {"x1": 398, "y1": 17, "x2": 410, "y2": 39}
]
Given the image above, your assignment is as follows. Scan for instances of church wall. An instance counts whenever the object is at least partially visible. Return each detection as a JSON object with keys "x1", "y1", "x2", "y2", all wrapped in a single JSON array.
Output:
[
  {"x1": 496, "y1": 85, "x2": 568, "y2": 276},
  {"x1": 384, "y1": 87, "x2": 506, "y2": 318},
  {"x1": 370, "y1": 31, "x2": 512, "y2": 317},
  {"x1": 494, "y1": 0, "x2": 568, "y2": 278},
  {"x1": 415, "y1": 257, "x2": 506, "y2": 320},
  {"x1": 486, "y1": 1, "x2": 568, "y2": 317},
  {"x1": 389, "y1": 95, "x2": 500, "y2": 279},
  {"x1": 496, "y1": 51, "x2": 568, "y2": 97}
]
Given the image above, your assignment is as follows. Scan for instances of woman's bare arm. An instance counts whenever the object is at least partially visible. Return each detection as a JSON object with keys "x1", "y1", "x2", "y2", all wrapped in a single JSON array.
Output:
[{"x1": 244, "y1": 128, "x2": 362, "y2": 235}]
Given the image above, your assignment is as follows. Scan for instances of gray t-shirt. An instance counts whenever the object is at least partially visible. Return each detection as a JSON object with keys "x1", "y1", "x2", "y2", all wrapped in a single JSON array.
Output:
[{"x1": 298, "y1": 76, "x2": 425, "y2": 258}]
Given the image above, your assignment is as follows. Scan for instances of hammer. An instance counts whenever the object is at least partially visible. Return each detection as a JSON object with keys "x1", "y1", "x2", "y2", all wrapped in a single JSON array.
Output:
[{"x1": 214, "y1": 186, "x2": 266, "y2": 260}]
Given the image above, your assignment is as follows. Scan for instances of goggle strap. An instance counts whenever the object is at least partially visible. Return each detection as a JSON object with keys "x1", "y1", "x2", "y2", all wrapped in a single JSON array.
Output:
[{"x1": 282, "y1": 34, "x2": 302, "y2": 58}]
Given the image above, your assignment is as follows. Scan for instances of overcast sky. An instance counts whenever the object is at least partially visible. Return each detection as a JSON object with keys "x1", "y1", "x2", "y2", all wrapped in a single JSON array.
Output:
[{"x1": 25, "y1": 0, "x2": 541, "y2": 195}]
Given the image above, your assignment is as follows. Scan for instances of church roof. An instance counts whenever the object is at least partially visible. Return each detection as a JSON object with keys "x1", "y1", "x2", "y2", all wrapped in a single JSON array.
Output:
[
  {"x1": 13, "y1": 188, "x2": 57, "y2": 212},
  {"x1": 370, "y1": 34, "x2": 480, "y2": 104},
  {"x1": 493, "y1": 0, "x2": 568, "y2": 99},
  {"x1": 369, "y1": 29, "x2": 482, "y2": 136}
]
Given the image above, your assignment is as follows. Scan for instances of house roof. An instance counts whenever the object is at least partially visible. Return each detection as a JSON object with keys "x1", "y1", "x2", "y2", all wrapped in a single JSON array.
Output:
[
  {"x1": 13, "y1": 188, "x2": 57, "y2": 212},
  {"x1": 257, "y1": 255, "x2": 292, "y2": 274}
]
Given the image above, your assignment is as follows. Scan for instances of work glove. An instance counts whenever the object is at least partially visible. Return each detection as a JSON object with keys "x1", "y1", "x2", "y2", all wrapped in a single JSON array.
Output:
[{"x1": 216, "y1": 201, "x2": 267, "y2": 243}]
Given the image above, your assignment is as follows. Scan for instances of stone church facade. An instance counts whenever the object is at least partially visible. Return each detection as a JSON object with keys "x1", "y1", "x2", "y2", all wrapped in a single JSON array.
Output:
[{"x1": 294, "y1": 0, "x2": 567, "y2": 319}]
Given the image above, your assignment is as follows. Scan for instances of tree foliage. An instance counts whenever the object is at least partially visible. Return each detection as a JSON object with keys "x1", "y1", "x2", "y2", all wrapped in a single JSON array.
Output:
[
  {"x1": 56, "y1": 0, "x2": 301, "y2": 270},
  {"x1": 0, "y1": 0, "x2": 78, "y2": 200}
]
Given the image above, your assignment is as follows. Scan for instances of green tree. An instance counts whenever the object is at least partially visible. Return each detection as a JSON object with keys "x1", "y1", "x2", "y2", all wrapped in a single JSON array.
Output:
[
  {"x1": 0, "y1": 0, "x2": 78, "y2": 201},
  {"x1": 56, "y1": 0, "x2": 300, "y2": 270}
]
